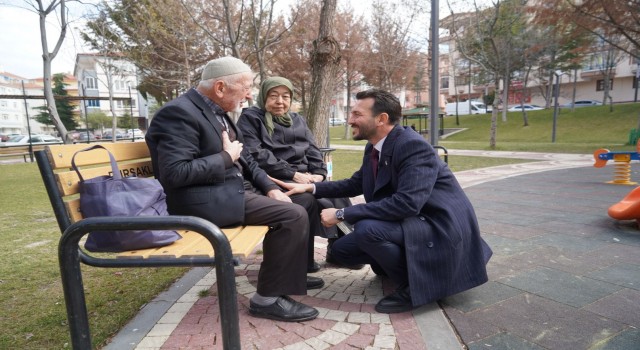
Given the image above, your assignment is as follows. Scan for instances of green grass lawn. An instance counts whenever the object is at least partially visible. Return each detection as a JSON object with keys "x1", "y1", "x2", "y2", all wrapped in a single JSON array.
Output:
[
  {"x1": 329, "y1": 102, "x2": 640, "y2": 154},
  {"x1": 0, "y1": 163, "x2": 187, "y2": 349},
  {"x1": 2, "y1": 101, "x2": 638, "y2": 348}
]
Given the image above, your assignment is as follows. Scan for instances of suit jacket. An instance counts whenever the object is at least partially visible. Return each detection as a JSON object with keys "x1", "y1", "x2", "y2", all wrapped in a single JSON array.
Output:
[
  {"x1": 315, "y1": 125, "x2": 492, "y2": 306},
  {"x1": 145, "y1": 88, "x2": 279, "y2": 228}
]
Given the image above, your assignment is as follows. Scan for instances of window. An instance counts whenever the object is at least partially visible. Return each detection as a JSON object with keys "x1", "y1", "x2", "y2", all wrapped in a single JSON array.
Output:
[
  {"x1": 455, "y1": 75, "x2": 470, "y2": 86},
  {"x1": 596, "y1": 79, "x2": 614, "y2": 91},
  {"x1": 85, "y1": 77, "x2": 98, "y2": 89},
  {"x1": 86, "y1": 99, "x2": 100, "y2": 108},
  {"x1": 583, "y1": 52, "x2": 616, "y2": 72},
  {"x1": 114, "y1": 80, "x2": 129, "y2": 91},
  {"x1": 441, "y1": 77, "x2": 449, "y2": 89},
  {"x1": 115, "y1": 100, "x2": 126, "y2": 109}
]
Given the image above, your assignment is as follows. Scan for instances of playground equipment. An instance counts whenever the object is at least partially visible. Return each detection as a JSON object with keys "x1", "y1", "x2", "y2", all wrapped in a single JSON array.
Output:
[
  {"x1": 593, "y1": 142, "x2": 640, "y2": 185},
  {"x1": 608, "y1": 186, "x2": 640, "y2": 225}
]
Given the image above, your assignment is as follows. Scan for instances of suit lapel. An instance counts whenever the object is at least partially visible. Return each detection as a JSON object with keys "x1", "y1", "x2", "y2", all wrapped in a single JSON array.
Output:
[
  {"x1": 186, "y1": 89, "x2": 226, "y2": 140},
  {"x1": 372, "y1": 125, "x2": 402, "y2": 193}
]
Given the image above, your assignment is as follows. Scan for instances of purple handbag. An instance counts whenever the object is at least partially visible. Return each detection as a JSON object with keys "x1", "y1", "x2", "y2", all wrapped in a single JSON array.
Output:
[{"x1": 72, "y1": 145, "x2": 181, "y2": 252}]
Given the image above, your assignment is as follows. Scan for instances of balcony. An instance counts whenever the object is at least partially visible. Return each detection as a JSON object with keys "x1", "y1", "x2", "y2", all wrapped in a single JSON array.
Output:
[{"x1": 580, "y1": 66, "x2": 616, "y2": 79}]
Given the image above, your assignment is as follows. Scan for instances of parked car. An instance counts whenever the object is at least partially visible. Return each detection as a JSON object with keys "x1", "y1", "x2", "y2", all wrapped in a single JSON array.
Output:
[
  {"x1": 329, "y1": 118, "x2": 346, "y2": 126},
  {"x1": 2, "y1": 134, "x2": 62, "y2": 146},
  {"x1": 445, "y1": 101, "x2": 489, "y2": 115},
  {"x1": 507, "y1": 104, "x2": 544, "y2": 111},
  {"x1": 124, "y1": 128, "x2": 145, "y2": 140},
  {"x1": 0, "y1": 133, "x2": 19, "y2": 142},
  {"x1": 73, "y1": 133, "x2": 97, "y2": 144},
  {"x1": 102, "y1": 131, "x2": 126, "y2": 140},
  {"x1": 561, "y1": 100, "x2": 603, "y2": 108}
]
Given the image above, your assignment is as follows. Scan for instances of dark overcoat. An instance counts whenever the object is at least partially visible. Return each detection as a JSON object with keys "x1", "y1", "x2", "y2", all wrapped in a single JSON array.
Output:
[
  {"x1": 315, "y1": 125, "x2": 492, "y2": 306},
  {"x1": 145, "y1": 89, "x2": 279, "y2": 228},
  {"x1": 237, "y1": 106, "x2": 327, "y2": 180}
]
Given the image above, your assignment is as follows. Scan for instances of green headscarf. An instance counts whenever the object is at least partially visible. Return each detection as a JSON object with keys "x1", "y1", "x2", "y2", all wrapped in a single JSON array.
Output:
[{"x1": 256, "y1": 77, "x2": 294, "y2": 135}]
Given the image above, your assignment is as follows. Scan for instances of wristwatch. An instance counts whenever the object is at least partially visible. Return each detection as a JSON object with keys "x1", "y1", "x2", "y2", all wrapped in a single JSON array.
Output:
[{"x1": 335, "y1": 209, "x2": 345, "y2": 221}]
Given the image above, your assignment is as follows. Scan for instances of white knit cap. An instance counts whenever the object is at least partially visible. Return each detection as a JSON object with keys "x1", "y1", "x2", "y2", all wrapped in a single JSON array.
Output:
[{"x1": 201, "y1": 57, "x2": 252, "y2": 80}]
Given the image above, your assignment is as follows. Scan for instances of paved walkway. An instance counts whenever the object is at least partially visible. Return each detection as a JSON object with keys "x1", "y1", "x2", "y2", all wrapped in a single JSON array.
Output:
[{"x1": 106, "y1": 150, "x2": 640, "y2": 350}]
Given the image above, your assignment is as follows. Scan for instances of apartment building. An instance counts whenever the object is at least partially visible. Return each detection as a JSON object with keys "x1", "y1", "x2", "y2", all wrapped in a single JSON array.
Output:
[
  {"x1": 0, "y1": 71, "x2": 73, "y2": 136},
  {"x1": 74, "y1": 53, "x2": 148, "y2": 132},
  {"x1": 437, "y1": 12, "x2": 640, "y2": 109}
]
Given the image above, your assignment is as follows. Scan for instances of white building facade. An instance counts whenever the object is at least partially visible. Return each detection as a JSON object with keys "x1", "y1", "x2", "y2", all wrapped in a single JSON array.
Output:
[
  {"x1": 438, "y1": 13, "x2": 640, "y2": 109},
  {"x1": 74, "y1": 53, "x2": 148, "y2": 132},
  {"x1": 0, "y1": 72, "x2": 53, "y2": 136}
]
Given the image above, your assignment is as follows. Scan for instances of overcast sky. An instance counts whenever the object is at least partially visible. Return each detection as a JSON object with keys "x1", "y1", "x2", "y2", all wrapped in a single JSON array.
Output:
[
  {"x1": 0, "y1": 3, "x2": 93, "y2": 79},
  {"x1": 0, "y1": 0, "x2": 476, "y2": 79}
]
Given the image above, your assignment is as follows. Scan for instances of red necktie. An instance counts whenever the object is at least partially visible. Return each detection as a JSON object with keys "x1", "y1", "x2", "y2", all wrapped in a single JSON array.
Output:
[{"x1": 371, "y1": 148, "x2": 379, "y2": 178}]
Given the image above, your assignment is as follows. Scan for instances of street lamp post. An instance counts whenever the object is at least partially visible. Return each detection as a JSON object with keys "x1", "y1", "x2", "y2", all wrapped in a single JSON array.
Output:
[
  {"x1": 635, "y1": 62, "x2": 639, "y2": 103},
  {"x1": 128, "y1": 85, "x2": 135, "y2": 142},
  {"x1": 82, "y1": 83, "x2": 90, "y2": 144},
  {"x1": 552, "y1": 70, "x2": 565, "y2": 143},
  {"x1": 21, "y1": 81, "x2": 34, "y2": 162},
  {"x1": 428, "y1": 0, "x2": 439, "y2": 146}
]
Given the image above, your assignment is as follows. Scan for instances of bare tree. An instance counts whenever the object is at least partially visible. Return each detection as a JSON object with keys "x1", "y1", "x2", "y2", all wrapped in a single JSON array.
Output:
[
  {"x1": 335, "y1": 4, "x2": 369, "y2": 139},
  {"x1": 270, "y1": 0, "x2": 322, "y2": 114},
  {"x1": 446, "y1": 0, "x2": 530, "y2": 148},
  {"x1": 565, "y1": 0, "x2": 640, "y2": 59},
  {"x1": 14, "y1": 0, "x2": 72, "y2": 142},
  {"x1": 246, "y1": 0, "x2": 293, "y2": 81},
  {"x1": 307, "y1": 0, "x2": 341, "y2": 147},
  {"x1": 85, "y1": 0, "x2": 215, "y2": 103},
  {"x1": 362, "y1": 0, "x2": 419, "y2": 92}
]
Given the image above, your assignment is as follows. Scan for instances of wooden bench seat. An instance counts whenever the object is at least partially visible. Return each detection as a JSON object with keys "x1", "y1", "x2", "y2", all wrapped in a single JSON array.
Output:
[
  {"x1": 36, "y1": 141, "x2": 263, "y2": 349},
  {"x1": 117, "y1": 226, "x2": 267, "y2": 259}
]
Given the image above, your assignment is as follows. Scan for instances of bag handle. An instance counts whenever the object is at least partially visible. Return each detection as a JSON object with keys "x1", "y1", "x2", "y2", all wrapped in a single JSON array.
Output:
[{"x1": 71, "y1": 144, "x2": 121, "y2": 182}]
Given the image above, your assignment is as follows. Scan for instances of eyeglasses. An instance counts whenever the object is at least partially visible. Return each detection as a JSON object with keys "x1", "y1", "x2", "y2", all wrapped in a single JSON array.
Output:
[{"x1": 227, "y1": 82, "x2": 252, "y2": 93}]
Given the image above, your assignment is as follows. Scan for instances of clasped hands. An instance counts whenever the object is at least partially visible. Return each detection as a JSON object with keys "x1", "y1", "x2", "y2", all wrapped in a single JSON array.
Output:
[
  {"x1": 293, "y1": 172, "x2": 323, "y2": 184},
  {"x1": 269, "y1": 176, "x2": 340, "y2": 227}
]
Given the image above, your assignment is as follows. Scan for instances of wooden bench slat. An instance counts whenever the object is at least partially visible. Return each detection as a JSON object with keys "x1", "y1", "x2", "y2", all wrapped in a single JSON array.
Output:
[
  {"x1": 229, "y1": 225, "x2": 268, "y2": 257},
  {"x1": 46, "y1": 142, "x2": 151, "y2": 169},
  {"x1": 116, "y1": 230, "x2": 207, "y2": 259},
  {"x1": 55, "y1": 160, "x2": 154, "y2": 196},
  {"x1": 115, "y1": 226, "x2": 268, "y2": 259}
]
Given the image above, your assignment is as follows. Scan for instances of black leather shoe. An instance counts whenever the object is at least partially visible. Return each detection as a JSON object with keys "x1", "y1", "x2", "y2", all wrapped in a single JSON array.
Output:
[
  {"x1": 375, "y1": 286, "x2": 415, "y2": 314},
  {"x1": 249, "y1": 296, "x2": 319, "y2": 322},
  {"x1": 325, "y1": 253, "x2": 365, "y2": 270},
  {"x1": 307, "y1": 261, "x2": 321, "y2": 273},
  {"x1": 307, "y1": 276, "x2": 324, "y2": 289}
]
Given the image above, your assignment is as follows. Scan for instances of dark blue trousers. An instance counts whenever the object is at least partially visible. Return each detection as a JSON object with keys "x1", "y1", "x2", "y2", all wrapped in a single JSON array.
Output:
[{"x1": 330, "y1": 219, "x2": 408, "y2": 288}]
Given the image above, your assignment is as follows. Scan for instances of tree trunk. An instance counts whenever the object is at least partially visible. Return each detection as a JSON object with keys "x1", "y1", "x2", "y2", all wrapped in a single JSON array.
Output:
[
  {"x1": 38, "y1": 0, "x2": 69, "y2": 142},
  {"x1": 343, "y1": 78, "x2": 351, "y2": 139},
  {"x1": 307, "y1": 0, "x2": 341, "y2": 148},
  {"x1": 489, "y1": 77, "x2": 500, "y2": 149},
  {"x1": 571, "y1": 68, "x2": 578, "y2": 112}
]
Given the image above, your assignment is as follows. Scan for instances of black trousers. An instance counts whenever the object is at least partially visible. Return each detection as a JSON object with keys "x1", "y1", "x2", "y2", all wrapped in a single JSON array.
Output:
[
  {"x1": 289, "y1": 192, "x2": 322, "y2": 266},
  {"x1": 243, "y1": 192, "x2": 309, "y2": 296}
]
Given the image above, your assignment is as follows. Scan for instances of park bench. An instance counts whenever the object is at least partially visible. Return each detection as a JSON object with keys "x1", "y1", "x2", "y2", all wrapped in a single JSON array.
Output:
[
  {"x1": 0, "y1": 144, "x2": 33, "y2": 162},
  {"x1": 35, "y1": 142, "x2": 269, "y2": 350},
  {"x1": 0, "y1": 143, "x2": 65, "y2": 163}
]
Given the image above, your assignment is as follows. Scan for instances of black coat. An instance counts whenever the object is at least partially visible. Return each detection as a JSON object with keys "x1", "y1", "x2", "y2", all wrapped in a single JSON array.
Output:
[
  {"x1": 237, "y1": 106, "x2": 327, "y2": 180},
  {"x1": 146, "y1": 89, "x2": 279, "y2": 228}
]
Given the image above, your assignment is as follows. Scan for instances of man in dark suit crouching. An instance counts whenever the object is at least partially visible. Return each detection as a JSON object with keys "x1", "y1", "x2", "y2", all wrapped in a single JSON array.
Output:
[
  {"x1": 146, "y1": 57, "x2": 323, "y2": 322},
  {"x1": 279, "y1": 89, "x2": 492, "y2": 313}
]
